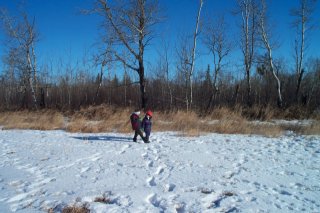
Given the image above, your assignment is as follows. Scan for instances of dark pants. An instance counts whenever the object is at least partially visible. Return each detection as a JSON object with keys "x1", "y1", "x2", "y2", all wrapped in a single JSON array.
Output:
[
  {"x1": 145, "y1": 131, "x2": 150, "y2": 142},
  {"x1": 133, "y1": 129, "x2": 145, "y2": 142}
]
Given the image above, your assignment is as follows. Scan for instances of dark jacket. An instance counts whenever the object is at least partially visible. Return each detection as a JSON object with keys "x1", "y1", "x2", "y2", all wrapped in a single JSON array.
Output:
[
  {"x1": 141, "y1": 116, "x2": 152, "y2": 135},
  {"x1": 130, "y1": 112, "x2": 141, "y2": 131}
]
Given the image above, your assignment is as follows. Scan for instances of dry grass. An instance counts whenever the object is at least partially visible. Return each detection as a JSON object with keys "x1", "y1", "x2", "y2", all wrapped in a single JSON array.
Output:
[
  {"x1": 298, "y1": 121, "x2": 320, "y2": 135},
  {"x1": 61, "y1": 205, "x2": 89, "y2": 213},
  {"x1": 153, "y1": 108, "x2": 284, "y2": 137},
  {"x1": 0, "y1": 110, "x2": 64, "y2": 130},
  {"x1": 66, "y1": 105, "x2": 131, "y2": 133},
  {"x1": 242, "y1": 105, "x2": 277, "y2": 120},
  {"x1": 0, "y1": 105, "x2": 318, "y2": 136},
  {"x1": 94, "y1": 196, "x2": 113, "y2": 204},
  {"x1": 48, "y1": 204, "x2": 90, "y2": 213}
]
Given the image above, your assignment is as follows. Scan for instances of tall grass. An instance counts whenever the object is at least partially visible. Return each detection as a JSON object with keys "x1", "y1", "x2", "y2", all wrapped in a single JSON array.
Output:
[
  {"x1": 66, "y1": 105, "x2": 131, "y2": 133},
  {"x1": 154, "y1": 108, "x2": 284, "y2": 137},
  {"x1": 0, "y1": 110, "x2": 64, "y2": 130},
  {"x1": 0, "y1": 105, "x2": 318, "y2": 136}
]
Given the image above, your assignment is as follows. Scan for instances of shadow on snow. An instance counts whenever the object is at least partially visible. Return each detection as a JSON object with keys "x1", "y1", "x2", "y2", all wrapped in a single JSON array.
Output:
[{"x1": 72, "y1": 135, "x2": 132, "y2": 143}]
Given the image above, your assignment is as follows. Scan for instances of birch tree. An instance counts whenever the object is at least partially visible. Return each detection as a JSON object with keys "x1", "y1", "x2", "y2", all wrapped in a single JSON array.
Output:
[
  {"x1": 236, "y1": 0, "x2": 258, "y2": 107},
  {"x1": 0, "y1": 8, "x2": 39, "y2": 109},
  {"x1": 203, "y1": 16, "x2": 232, "y2": 110},
  {"x1": 156, "y1": 40, "x2": 173, "y2": 109},
  {"x1": 257, "y1": 0, "x2": 282, "y2": 107},
  {"x1": 93, "y1": 42, "x2": 113, "y2": 104},
  {"x1": 290, "y1": 0, "x2": 317, "y2": 102},
  {"x1": 176, "y1": 0, "x2": 203, "y2": 111},
  {"x1": 93, "y1": 0, "x2": 161, "y2": 109},
  {"x1": 189, "y1": 0, "x2": 204, "y2": 110},
  {"x1": 176, "y1": 35, "x2": 192, "y2": 110}
]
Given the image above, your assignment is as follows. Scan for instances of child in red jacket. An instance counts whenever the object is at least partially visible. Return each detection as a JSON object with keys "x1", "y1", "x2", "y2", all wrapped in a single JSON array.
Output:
[{"x1": 141, "y1": 110, "x2": 153, "y2": 143}]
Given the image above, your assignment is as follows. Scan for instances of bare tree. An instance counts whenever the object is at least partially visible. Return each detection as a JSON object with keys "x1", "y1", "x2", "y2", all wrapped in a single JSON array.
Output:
[
  {"x1": 257, "y1": 0, "x2": 282, "y2": 107},
  {"x1": 1, "y1": 49, "x2": 18, "y2": 109},
  {"x1": 290, "y1": 0, "x2": 317, "y2": 102},
  {"x1": 156, "y1": 40, "x2": 173, "y2": 109},
  {"x1": 93, "y1": 0, "x2": 161, "y2": 109},
  {"x1": 0, "y1": 8, "x2": 39, "y2": 109},
  {"x1": 203, "y1": 16, "x2": 232, "y2": 110},
  {"x1": 189, "y1": 0, "x2": 204, "y2": 109},
  {"x1": 304, "y1": 58, "x2": 320, "y2": 107},
  {"x1": 176, "y1": 35, "x2": 192, "y2": 110},
  {"x1": 236, "y1": 0, "x2": 258, "y2": 107},
  {"x1": 93, "y1": 42, "x2": 114, "y2": 104},
  {"x1": 163, "y1": 42, "x2": 173, "y2": 110},
  {"x1": 176, "y1": 0, "x2": 203, "y2": 111}
]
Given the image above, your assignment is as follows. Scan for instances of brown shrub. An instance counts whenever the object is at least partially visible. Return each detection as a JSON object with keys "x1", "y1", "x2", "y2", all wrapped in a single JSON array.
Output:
[
  {"x1": 281, "y1": 105, "x2": 312, "y2": 120},
  {"x1": 207, "y1": 106, "x2": 244, "y2": 121},
  {"x1": 66, "y1": 105, "x2": 131, "y2": 133},
  {"x1": 94, "y1": 196, "x2": 112, "y2": 204},
  {"x1": 61, "y1": 205, "x2": 89, "y2": 213},
  {"x1": 152, "y1": 110, "x2": 199, "y2": 134}
]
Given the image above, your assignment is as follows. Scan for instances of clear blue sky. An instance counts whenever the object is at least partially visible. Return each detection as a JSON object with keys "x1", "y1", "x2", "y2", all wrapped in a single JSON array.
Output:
[{"x1": 0, "y1": 0, "x2": 319, "y2": 79}]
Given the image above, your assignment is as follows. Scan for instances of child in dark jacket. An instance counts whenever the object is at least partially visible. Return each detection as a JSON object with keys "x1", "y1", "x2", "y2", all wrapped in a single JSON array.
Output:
[
  {"x1": 130, "y1": 110, "x2": 145, "y2": 142},
  {"x1": 141, "y1": 110, "x2": 153, "y2": 143}
]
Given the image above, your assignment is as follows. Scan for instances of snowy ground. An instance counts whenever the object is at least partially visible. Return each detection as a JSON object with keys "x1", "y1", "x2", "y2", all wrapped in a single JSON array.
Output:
[{"x1": 0, "y1": 129, "x2": 319, "y2": 213}]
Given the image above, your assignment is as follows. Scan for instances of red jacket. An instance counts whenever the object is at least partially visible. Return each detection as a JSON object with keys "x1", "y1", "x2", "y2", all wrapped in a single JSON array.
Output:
[{"x1": 130, "y1": 112, "x2": 141, "y2": 130}]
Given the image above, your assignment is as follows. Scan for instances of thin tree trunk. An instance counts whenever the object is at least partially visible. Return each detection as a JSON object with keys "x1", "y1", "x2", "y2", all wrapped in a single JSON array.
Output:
[
  {"x1": 189, "y1": 0, "x2": 203, "y2": 109},
  {"x1": 165, "y1": 51, "x2": 173, "y2": 110},
  {"x1": 31, "y1": 42, "x2": 37, "y2": 97},
  {"x1": 27, "y1": 49, "x2": 38, "y2": 109},
  {"x1": 124, "y1": 65, "x2": 127, "y2": 107},
  {"x1": 258, "y1": 1, "x2": 283, "y2": 108},
  {"x1": 94, "y1": 60, "x2": 106, "y2": 103},
  {"x1": 139, "y1": 60, "x2": 146, "y2": 109},
  {"x1": 268, "y1": 50, "x2": 282, "y2": 107},
  {"x1": 294, "y1": 0, "x2": 309, "y2": 103}
]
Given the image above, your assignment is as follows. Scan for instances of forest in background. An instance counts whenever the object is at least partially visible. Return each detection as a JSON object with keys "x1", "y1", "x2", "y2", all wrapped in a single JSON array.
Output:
[{"x1": 0, "y1": 0, "x2": 319, "y2": 119}]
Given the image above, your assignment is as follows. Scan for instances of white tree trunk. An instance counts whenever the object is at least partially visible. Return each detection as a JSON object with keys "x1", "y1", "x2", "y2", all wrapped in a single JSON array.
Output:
[
  {"x1": 259, "y1": 0, "x2": 282, "y2": 107},
  {"x1": 189, "y1": 0, "x2": 203, "y2": 109}
]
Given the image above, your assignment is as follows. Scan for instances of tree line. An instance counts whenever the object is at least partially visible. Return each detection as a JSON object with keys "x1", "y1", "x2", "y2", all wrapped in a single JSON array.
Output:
[{"x1": 0, "y1": 0, "x2": 319, "y2": 114}]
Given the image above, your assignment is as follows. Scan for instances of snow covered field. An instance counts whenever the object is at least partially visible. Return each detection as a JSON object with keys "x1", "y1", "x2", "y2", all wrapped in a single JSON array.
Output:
[{"x1": 0, "y1": 129, "x2": 319, "y2": 212}]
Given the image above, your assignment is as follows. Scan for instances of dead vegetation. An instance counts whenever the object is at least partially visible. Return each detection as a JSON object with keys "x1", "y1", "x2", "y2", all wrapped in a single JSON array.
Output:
[
  {"x1": 153, "y1": 107, "x2": 284, "y2": 137},
  {"x1": 0, "y1": 110, "x2": 65, "y2": 130},
  {"x1": 48, "y1": 203, "x2": 90, "y2": 213},
  {"x1": 61, "y1": 205, "x2": 89, "y2": 213},
  {"x1": 66, "y1": 105, "x2": 131, "y2": 133},
  {"x1": 94, "y1": 196, "x2": 112, "y2": 204},
  {"x1": 0, "y1": 105, "x2": 319, "y2": 136}
]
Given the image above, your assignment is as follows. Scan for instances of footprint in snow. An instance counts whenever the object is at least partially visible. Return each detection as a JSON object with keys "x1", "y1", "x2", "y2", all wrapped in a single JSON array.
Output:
[
  {"x1": 8, "y1": 180, "x2": 25, "y2": 188},
  {"x1": 146, "y1": 160, "x2": 153, "y2": 167},
  {"x1": 119, "y1": 144, "x2": 131, "y2": 154},
  {"x1": 80, "y1": 167, "x2": 90, "y2": 173},
  {"x1": 202, "y1": 191, "x2": 236, "y2": 209},
  {"x1": 146, "y1": 193, "x2": 165, "y2": 209},
  {"x1": 141, "y1": 153, "x2": 148, "y2": 159},
  {"x1": 164, "y1": 183, "x2": 176, "y2": 192},
  {"x1": 146, "y1": 176, "x2": 156, "y2": 186},
  {"x1": 144, "y1": 147, "x2": 151, "y2": 151},
  {"x1": 155, "y1": 166, "x2": 164, "y2": 175}
]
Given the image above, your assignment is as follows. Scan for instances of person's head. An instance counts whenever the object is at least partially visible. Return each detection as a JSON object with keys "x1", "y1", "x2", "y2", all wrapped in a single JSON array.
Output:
[
  {"x1": 146, "y1": 110, "x2": 153, "y2": 118},
  {"x1": 133, "y1": 109, "x2": 140, "y2": 115}
]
